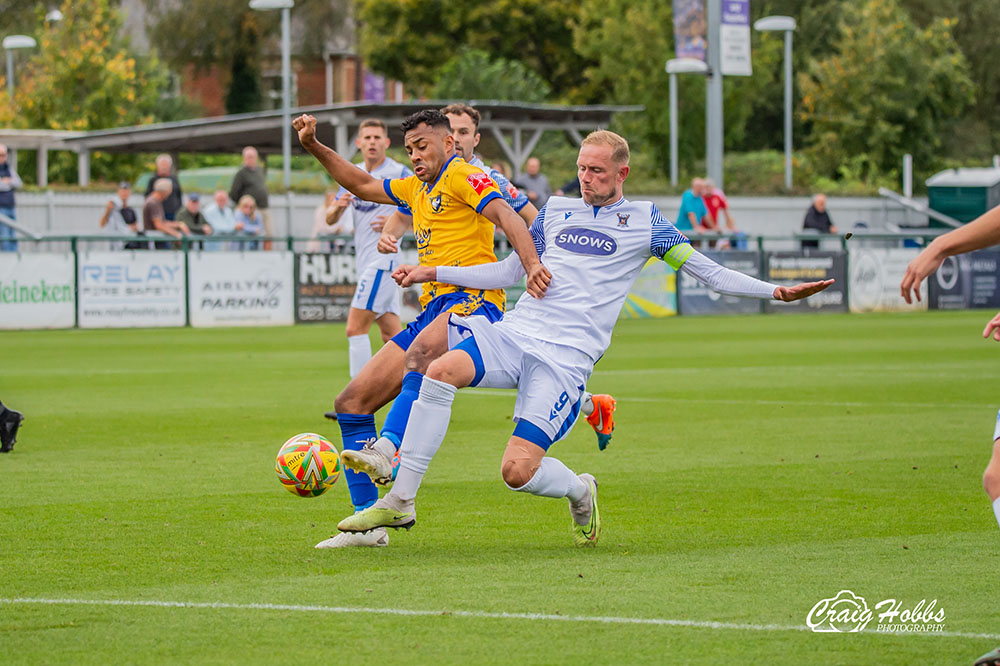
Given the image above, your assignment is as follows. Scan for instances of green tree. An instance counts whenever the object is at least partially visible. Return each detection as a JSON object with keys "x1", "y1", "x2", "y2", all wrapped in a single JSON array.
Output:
[
  {"x1": 0, "y1": 0, "x2": 168, "y2": 183},
  {"x1": 903, "y1": 0, "x2": 1000, "y2": 157},
  {"x1": 356, "y1": 0, "x2": 590, "y2": 100},
  {"x1": 798, "y1": 0, "x2": 974, "y2": 182},
  {"x1": 432, "y1": 49, "x2": 550, "y2": 102},
  {"x1": 572, "y1": 0, "x2": 782, "y2": 178}
]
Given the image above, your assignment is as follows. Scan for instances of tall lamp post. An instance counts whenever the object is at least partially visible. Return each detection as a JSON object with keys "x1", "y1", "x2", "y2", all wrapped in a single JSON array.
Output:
[
  {"x1": 3, "y1": 35, "x2": 37, "y2": 99},
  {"x1": 753, "y1": 15, "x2": 797, "y2": 190},
  {"x1": 665, "y1": 58, "x2": 710, "y2": 187},
  {"x1": 249, "y1": 0, "x2": 294, "y2": 190}
]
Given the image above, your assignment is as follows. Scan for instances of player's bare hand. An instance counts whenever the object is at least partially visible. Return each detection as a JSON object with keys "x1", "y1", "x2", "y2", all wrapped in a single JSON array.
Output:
[
  {"x1": 370, "y1": 215, "x2": 388, "y2": 232},
  {"x1": 772, "y1": 279, "x2": 834, "y2": 302},
  {"x1": 525, "y1": 263, "x2": 552, "y2": 299},
  {"x1": 392, "y1": 264, "x2": 435, "y2": 287},
  {"x1": 983, "y1": 311, "x2": 1000, "y2": 341},
  {"x1": 293, "y1": 114, "x2": 318, "y2": 147},
  {"x1": 377, "y1": 231, "x2": 400, "y2": 254},
  {"x1": 900, "y1": 246, "x2": 946, "y2": 304}
]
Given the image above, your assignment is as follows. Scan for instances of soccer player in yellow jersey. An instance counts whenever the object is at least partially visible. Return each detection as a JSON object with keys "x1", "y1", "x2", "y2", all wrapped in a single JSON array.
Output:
[{"x1": 294, "y1": 110, "x2": 549, "y2": 547}]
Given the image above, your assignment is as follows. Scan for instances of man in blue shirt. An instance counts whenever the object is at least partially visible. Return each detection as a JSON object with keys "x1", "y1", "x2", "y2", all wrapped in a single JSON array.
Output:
[{"x1": 676, "y1": 177, "x2": 708, "y2": 233}]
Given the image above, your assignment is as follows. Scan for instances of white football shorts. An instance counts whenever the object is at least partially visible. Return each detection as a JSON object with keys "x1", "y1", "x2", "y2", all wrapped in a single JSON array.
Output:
[
  {"x1": 352, "y1": 263, "x2": 402, "y2": 316},
  {"x1": 447, "y1": 314, "x2": 593, "y2": 445}
]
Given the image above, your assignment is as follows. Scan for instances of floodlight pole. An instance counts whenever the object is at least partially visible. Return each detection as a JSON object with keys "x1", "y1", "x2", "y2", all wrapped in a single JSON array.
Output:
[
  {"x1": 249, "y1": 0, "x2": 294, "y2": 190},
  {"x1": 754, "y1": 16, "x2": 797, "y2": 190},
  {"x1": 666, "y1": 58, "x2": 710, "y2": 187},
  {"x1": 2, "y1": 35, "x2": 38, "y2": 98},
  {"x1": 705, "y1": 0, "x2": 724, "y2": 188},
  {"x1": 783, "y1": 29, "x2": 793, "y2": 189},
  {"x1": 280, "y1": 4, "x2": 291, "y2": 190}
]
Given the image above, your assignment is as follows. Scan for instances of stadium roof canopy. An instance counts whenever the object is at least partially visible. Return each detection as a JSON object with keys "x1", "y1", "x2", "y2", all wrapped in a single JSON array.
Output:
[{"x1": 56, "y1": 100, "x2": 642, "y2": 183}]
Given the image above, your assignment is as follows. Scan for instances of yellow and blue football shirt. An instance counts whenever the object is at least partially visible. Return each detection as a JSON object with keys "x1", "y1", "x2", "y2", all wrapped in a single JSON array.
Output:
[{"x1": 382, "y1": 155, "x2": 506, "y2": 311}]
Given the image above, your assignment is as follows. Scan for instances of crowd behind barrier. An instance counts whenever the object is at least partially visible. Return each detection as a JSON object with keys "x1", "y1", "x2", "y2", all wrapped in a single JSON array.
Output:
[{"x1": 4, "y1": 229, "x2": 994, "y2": 332}]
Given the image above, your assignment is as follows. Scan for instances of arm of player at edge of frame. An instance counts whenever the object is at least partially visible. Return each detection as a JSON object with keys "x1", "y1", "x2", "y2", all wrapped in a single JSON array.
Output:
[
  {"x1": 478, "y1": 197, "x2": 551, "y2": 298},
  {"x1": 900, "y1": 204, "x2": 1000, "y2": 304},
  {"x1": 293, "y1": 114, "x2": 392, "y2": 205}
]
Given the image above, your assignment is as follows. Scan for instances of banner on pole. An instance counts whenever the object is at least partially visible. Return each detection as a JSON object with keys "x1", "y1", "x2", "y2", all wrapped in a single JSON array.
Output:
[{"x1": 720, "y1": 0, "x2": 752, "y2": 76}]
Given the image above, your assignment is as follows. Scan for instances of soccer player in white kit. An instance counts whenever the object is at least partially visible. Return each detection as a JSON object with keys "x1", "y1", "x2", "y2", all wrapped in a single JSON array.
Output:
[
  {"x1": 325, "y1": 118, "x2": 412, "y2": 381},
  {"x1": 337, "y1": 130, "x2": 834, "y2": 546}
]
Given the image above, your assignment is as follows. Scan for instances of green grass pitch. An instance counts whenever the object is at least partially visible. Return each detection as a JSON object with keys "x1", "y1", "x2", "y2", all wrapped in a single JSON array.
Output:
[{"x1": 1, "y1": 311, "x2": 998, "y2": 664}]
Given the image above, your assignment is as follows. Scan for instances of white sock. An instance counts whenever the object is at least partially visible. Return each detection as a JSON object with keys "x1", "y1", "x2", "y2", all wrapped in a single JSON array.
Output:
[
  {"x1": 581, "y1": 392, "x2": 594, "y2": 416},
  {"x1": 389, "y1": 377, "x2": 457, "y2": 501},
  {"x1": 993, "y1": 497, "x2": 1000, "y2": 531},
  {"x1": 509, "y1": 457, "x2": 587, "y2": 501},
  {"x1": 348, "y1": 334, "x2": 371, "y2": 378}
]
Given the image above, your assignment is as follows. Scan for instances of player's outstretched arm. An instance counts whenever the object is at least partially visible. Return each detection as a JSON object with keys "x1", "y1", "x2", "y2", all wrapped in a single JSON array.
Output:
[
  {"x1": 293, "y1": 114, "x2": 391, "y2": 205},
  {"x1": 377, "y1": 211, "x2": 413, "y2": 254},
  {"x1": 480, "y1": 198, "x2": 550, "y2": 297},
  {"x1": 772, "y1": 280, "x2": 835, "y2": 302},
  {"x1": 392, "y1": 251, "x2": 528, "y2": 291},
  {"x1": 679, "y1": 250, "x2": 833, "y2": 301},
  {"x1": 901, "y1": 204, "x2": 1000, "y2": 303}
]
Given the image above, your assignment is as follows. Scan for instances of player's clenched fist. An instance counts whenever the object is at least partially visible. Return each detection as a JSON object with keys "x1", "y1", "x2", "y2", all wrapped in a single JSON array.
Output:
[
  {"x1": 525, "y1": 263, "x2": 551, "y2": 299},
  {"x1": 392, "y1": 264, "x2": 435, "y2": 287},
  {"x1": 293, "y1": 114, "x2": 318, "y2": 147}
]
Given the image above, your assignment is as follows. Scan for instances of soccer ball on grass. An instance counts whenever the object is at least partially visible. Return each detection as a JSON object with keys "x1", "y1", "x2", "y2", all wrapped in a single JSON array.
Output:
[{"x1": 275, "y1": 433, "x2": 341, "y2": 497}]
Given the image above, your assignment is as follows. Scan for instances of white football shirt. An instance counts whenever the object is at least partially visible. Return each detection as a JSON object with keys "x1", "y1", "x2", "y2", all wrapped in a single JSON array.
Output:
[{"x1": 337, "y1": 157, "x2": 411, "y2": 272}]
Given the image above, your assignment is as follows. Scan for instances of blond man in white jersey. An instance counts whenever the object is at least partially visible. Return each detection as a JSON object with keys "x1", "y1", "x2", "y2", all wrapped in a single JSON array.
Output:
[{"x1": 337, "y1": 130, "x2": 832, "y2": 546}]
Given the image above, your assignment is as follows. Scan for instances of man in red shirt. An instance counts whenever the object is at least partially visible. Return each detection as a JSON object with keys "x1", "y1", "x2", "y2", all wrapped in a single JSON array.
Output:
[{"x1": 702, "y1": 178, "x2": 736, "y2": 233}]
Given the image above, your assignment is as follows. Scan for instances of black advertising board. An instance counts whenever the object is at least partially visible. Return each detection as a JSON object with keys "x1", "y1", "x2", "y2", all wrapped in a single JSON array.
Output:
[
  {"x1": 294, "y1": 253, "x2": 356, "y2": 323},
  {"x1": 928, "y1": 250, "x2": 1000, "y2": 310},
  {"x1": 763, "y1": 251, "x2": 848, "y2": 314},
  {"x1": 677, "y1": 250, "x2": 763, "y2": 315}
]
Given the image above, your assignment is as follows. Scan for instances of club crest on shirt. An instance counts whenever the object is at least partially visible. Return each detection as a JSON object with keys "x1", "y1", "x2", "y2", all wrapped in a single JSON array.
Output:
[
  {"x1": 429, "y1": 194, "x2": 443, "y2": 213},
  {"x1": 616, "y1": 213, "x2": 630, "y2": 228}
]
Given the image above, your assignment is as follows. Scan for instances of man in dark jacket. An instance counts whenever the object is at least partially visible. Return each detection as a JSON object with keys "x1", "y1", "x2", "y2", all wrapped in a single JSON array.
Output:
[
  {"x1": 802, "y1": 193, "x2": 837, "y2": 250},
  {"x1": 230, "y1": 146, "x2": 272, "y2": 249}
]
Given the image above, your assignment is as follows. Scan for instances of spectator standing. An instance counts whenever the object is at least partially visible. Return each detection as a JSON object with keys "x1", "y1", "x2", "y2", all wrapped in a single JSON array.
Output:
[
  {"x1": 676, "y1": 177, "x2": 708, "y2": 233},
  {"x1": 229, "y1": 146, "x2": 272, "y2": 249},
  {"x1": 515, "y1": 156, "x2": 553, "y2": 207},
  {"x1": 143, "y1": 178, "x2": 190, "y2": 249},
  {"x1": 202, "y1": 190, "x2": 238, "y2": 250},
  {"x1": 234, "y1": 194, "x2": 263, "y2": 250},
  {"x1": 99, "y1": 181, "x2": 140, "y2": 250},
  {"x1": 802, "y1": 194, "x2": 837, "y2": 250},
  {"x1": 175, "y1": 194, "x2": 213, "y2": 249},
  {"x1": 702, "y1": 178, "x2": 736, "y2": 233},
  {"x1": 0, "y1": 144, "x2": 23, "y2": 252},
  {"x1": 144, "y1": 154, "x2": 182, "y2": 220}
]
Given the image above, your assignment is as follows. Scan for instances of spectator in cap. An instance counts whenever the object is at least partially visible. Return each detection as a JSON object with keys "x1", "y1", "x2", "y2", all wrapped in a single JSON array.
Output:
[
  {"x1": 175, "y1": 193, "x2": 213, "y2": 249},
  {"x1": 99, "y1": 181, "x2": 140, "y2": 250}
]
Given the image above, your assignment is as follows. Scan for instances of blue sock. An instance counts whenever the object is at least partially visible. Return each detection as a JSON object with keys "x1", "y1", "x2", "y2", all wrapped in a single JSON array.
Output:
[
  {"x1": 336, "y1": 413, "x2": 378, "y2": 511},
  {"x1": 380, "y1": 371, "x2": 424, "y2": 450}
]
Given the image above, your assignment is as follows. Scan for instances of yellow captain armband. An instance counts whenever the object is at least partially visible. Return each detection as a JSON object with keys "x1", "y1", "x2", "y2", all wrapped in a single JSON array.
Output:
[{"x1": 662, "y1": 242, "x2": 695, "y2": 270}]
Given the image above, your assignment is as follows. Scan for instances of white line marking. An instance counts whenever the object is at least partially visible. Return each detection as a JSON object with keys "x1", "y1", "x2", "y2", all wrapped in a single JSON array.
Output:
[
  {"x1": 2, "y1": 598, "x2": 995, "y2": 640},
  {"x1": 463, "y1": 389, "x2": 991, "y2": 410}
]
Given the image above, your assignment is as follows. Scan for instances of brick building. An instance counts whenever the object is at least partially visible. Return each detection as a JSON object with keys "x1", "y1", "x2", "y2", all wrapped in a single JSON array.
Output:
[{"x1": 119, "y1": 0, "x2": 404, "y2": 118}]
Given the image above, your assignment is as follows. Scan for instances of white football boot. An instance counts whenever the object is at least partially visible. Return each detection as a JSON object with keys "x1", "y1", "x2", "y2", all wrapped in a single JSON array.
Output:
[{"x1": 314, "y1": 527, "x2": 389, "y2": 548}]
